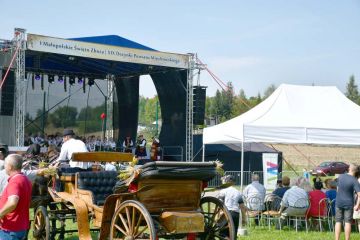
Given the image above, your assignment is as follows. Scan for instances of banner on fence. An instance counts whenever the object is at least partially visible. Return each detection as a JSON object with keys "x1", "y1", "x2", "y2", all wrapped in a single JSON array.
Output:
[{"x1": 262, "y1": 153, "x2": 278, "y2": 189}]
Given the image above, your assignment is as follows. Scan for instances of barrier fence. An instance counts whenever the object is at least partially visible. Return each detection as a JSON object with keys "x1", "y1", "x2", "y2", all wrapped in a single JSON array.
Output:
[{"x1": 208, "y1": 170, "x2": 302, "y2": 188}]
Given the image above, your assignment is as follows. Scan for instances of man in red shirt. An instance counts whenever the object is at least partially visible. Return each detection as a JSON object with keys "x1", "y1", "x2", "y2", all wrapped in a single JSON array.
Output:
[{"x1": 0, "y1": 154, "x2": 32, "y2": 240}]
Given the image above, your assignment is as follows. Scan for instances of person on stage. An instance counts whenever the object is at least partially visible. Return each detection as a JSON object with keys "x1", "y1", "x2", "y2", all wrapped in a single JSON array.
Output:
[
  {"x1": 122, "y1": 136, "x2": 134, "y2": 153},
  {"x1": 135, "y1": 134, "x2": 147, "y2": 159},
  {"x1": 150, "y1": 137, "x2": 161, "y2": 161}
]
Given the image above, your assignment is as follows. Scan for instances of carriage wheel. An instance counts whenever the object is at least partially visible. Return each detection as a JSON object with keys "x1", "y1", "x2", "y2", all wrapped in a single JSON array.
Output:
[
  {"x1": 110, "y1": 200, "x2": 156, "y2": 240},
  {"x1": 198, "y1": 196, "x2": 235, "y2": 240},
  {"x1": 33, "y1": 206, "x2": 50, "y2": 240}
]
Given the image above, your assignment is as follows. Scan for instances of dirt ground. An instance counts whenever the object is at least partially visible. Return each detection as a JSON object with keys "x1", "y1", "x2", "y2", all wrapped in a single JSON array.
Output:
[{"x1": 268, "y1": 143, "x2": 360, "y2": 169}]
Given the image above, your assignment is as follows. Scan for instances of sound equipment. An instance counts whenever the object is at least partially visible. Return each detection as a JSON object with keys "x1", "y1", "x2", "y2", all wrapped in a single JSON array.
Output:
[
  {"x1": 193, "y1": 86, "x2": 206, "y2": 125},
  {"x1": 0, "y1": 69, "x2": 15, "y2": 116}
]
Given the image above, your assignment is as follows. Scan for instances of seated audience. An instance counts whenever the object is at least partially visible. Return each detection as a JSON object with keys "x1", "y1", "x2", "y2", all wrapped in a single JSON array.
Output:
[
  {"x1": 279, "y1": 177, "x2": 309, "y2": 218},
  {"x1": 272, "y1": 176, "x2": 290, "y2": 198},
  {"x1": 325, "y1": 180, "x2": 337, "y2": 215},
  {"x1": 307, "y1": 181, "x2": 327, "y2": 219},
  {"x1": 243, "y1": 174, "x2": 266, "y2": 211}
]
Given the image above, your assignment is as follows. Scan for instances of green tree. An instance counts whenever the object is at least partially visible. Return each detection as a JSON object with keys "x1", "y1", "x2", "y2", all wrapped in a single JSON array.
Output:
[
  {"x1": 231, "y1": 89, "x2": 250, "y2": 117},
  {"x1": 346, "y1": 75, "x2": 359, "y2": 104},
  {"x1": 263, "y1": 84, "x2": 276, "y2": 99},
  {"x1": 207, "y1": 82, "x2": 235, "y2": 123},
  {"x1": 48, "y1": 106, "x2": 78, "y2": 128}
]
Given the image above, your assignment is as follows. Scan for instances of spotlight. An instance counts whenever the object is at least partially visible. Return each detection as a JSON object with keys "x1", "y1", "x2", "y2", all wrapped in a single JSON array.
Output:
[
  {"x1": 77, "y1": 77, "x2": 83, "y2": 84},
  {"x1": 35, "y1": 74, "x2": 41, "y2": 81},
  {"x1": 48, "y1": 75, "x2": 55, "y2": 83},
  {"x1": 88, "y1": 78, "x2": 95, "y2": 86},
  {"x1": 69, "y1": 76, "x2": 75, "y2": 85},
  {"x1": 58, "y1": 76, "x2": 64, "y2": 83}
]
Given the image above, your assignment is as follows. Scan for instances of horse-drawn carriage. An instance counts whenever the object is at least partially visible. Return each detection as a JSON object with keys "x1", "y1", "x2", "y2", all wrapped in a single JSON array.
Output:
[{"x1": 32, "y1": 152, "x2": 235, "y2": 240}]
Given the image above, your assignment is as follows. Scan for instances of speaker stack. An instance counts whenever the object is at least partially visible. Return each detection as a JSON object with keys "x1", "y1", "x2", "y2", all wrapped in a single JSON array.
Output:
[
  {"x1": 0, "y1": 70, "x2": 15, "y2": 116},
  {"x1": 193, "y1": 86, "x2": 206, "y2": 125}
]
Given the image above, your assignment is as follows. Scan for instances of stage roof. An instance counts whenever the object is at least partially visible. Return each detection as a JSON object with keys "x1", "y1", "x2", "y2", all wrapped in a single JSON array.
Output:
[{"x1": 25, "y1": 34, "x2": 189, "y2": 78}]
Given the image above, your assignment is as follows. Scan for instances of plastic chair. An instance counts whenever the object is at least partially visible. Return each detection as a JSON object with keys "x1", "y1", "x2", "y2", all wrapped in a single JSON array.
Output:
[
  {"x1": 309, "y1": 198, "x2": 329, "y2": 231},
  {"x1": 328, "y1": 198, "x2": 336, "y2": 232},
  {"x1": 244, "y1": 196, "x2": 264, "y2": 228},
  {"x1": 262, "y1": 194, "x2": 282, "y2": 230},
  {"x1": 284, "y1": 197, "x2": 310, "y2": 232}
]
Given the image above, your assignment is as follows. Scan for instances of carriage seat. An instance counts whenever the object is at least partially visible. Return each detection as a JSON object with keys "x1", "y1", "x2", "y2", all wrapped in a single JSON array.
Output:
[{"x1": 76, "y1": 171, "x2": 118, "y2": 206}]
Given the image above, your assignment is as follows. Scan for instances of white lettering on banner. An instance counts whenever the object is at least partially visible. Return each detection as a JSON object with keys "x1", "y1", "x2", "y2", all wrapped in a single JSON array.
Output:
[
  {"x1": 262, "y1": 153, "x2": 278, "y2": 190},
  {"x1": 27, "y1": 34, "x2": 189, "y2": 69}
]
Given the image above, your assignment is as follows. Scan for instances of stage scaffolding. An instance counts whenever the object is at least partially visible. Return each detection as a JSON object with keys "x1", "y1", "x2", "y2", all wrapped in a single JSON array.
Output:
[
  {"x1": 14, "y1": 28, "x2": 26, "y2": 146},
  {"x1": 7, "y1": 29, "x2": 201, "y2": 161}
]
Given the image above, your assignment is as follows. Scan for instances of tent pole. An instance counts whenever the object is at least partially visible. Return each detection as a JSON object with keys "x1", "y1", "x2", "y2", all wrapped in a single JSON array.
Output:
[
  {"x1": 241, "y1": 140, "x2": 244, "y2": 192},
  {"x1": 202, "y1": 144, "x2": 205, "y2": 162}
]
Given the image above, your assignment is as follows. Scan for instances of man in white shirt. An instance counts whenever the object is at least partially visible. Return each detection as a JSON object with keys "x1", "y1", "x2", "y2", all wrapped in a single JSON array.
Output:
[
  {"x1": 218, "y1": 175, "x2": 246, "y2": 237},
  {"x1": 243, "y1": 174, "x2": 266, "y2": 211},
  {"x1": 56, "y1": 129, "x2": 90, "y2": 169}
]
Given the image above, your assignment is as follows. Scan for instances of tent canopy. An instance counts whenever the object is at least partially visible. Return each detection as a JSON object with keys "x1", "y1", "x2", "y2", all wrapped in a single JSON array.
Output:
[{"x1": 204, "y1": 84, "x2": 360, "y2": 145}]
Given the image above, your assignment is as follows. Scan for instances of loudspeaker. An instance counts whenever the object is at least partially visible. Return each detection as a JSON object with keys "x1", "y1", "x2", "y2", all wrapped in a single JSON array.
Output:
[
  {"x1": 193, "y1": 86, "x2": 206, "y2": 125},
  {"x1": 0, "y1": 70, "x2": 15, "y2": 116}
]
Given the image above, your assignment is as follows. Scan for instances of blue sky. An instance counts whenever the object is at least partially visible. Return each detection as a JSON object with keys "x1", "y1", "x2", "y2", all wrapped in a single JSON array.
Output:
[{"x1": 1, "y1": 0, "x2": 360, "y2": 98}]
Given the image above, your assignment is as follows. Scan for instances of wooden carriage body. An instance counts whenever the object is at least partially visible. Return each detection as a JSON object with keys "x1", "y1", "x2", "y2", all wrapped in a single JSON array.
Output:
[{"x1": 33, "y1": 152, "x2": 234, "y2": 240}]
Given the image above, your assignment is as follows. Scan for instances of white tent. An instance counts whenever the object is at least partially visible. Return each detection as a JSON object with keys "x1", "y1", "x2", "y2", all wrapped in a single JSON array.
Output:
[{"x1": 203, "y1": 84, "x2": 360, "y2": 188}]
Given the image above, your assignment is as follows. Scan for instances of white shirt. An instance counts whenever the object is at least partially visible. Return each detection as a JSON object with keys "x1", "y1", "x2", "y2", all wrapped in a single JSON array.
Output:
[
  {"x1": 105, "y1": 163, "x2": 116, "y2": 171},
  {"x1": 218, "y1": 186, "x2": 243, "y2": 212},
  {"x1": 57, "y1": 138, "x2": 90, "y2": 169},
  {"x1": 243, "y1": 181, "x2": 266, "y2": 210}
]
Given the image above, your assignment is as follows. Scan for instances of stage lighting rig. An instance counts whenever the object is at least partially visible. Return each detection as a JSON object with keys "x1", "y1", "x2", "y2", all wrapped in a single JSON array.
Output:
[
  {"x1": 69, "y1": 76, "x2": 75, "y2": 85},
  {"x1": 35, "y1": 73, "x2": 41, "y2": 81},
  {"x1": 48, "y1": 74, "x2": 55, "y2": 83},
  {"x1": 58, "y1": 76, "x2": 64, "y2": 83},
  {"x1": 88, "y1": 77, "x2": 95, "y2": 86}
]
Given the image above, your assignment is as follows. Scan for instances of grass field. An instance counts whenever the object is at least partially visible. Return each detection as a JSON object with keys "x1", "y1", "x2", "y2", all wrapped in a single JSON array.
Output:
[{"x1": 27, "y1": 222, "x2": 360, "y2": 240}]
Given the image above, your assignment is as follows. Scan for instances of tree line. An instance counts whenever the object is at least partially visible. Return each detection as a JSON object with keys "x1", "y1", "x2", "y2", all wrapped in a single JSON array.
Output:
[{"x1": 26, "y1": 75, "x2": 359, "y2": 135}]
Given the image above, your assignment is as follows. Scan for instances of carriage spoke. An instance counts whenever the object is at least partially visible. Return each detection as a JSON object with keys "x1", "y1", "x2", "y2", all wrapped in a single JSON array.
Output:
[
  {"x1": 131, "y1": 206, "x2": 136, "y2": 231},
  {"x1": 134, "y1": 225, "x2": 148, "y2": 238},
  {"x1": 125, "y1": 206, "x2": 132, "y2": 234},
  {"x1": 134, "y1": 213, "x2": 143, "y2": 235},
  {"x1": 114, "y1": 223, "x2": 127, "y2": 236},
  {"x1": 118, "y1": 213, "x2": 130, "y2": 233}
]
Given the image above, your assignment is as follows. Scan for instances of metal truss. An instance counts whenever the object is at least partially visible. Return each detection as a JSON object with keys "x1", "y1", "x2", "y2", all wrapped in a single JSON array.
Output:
[
  {"x1": 186, "y1": 54, "x2": 196, "y2": 162},
  {"x1": 106, "y1": 75, "x2": 114, "y2": 140},
  {"x1": 14, "y1": 28, "x2": 26, "y2": 146}
]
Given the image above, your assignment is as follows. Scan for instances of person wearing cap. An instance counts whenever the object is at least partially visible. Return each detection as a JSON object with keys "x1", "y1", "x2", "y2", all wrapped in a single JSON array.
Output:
[
  {"x1": 135, "y1": 134, "x2": 147, "y2": 159},
  {"x1": 217, "y1": 175, "x2": 245, "y2": 237},
  {"x1": 56, "y1": 129, "x2": 90, "y2": 169},
  {"x1": 150, "y1": 137, "x2": 161, "y2": 161},
  {"x1": 122, "y1": 136, "x2": 134, "y2": 153}
]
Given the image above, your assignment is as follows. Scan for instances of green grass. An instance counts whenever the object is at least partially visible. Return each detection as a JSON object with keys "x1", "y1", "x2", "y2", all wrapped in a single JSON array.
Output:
[
  {"x1": 27, "y1": 220, "x2": 360, "y2": 240},
  {"x1": 240, "y1": 227, "x2": 335, "y2": 240}
]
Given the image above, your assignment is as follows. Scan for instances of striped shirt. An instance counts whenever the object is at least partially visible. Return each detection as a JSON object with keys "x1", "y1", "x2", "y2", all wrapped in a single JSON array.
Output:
[{"x1": 281, "y1": 186, "x2": 308, "y2": 208}]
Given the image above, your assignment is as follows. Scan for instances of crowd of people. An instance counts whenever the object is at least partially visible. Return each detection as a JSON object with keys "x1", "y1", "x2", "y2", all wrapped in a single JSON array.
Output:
[
  {"x1": 24, "y1": 132, "x2": 118, "y2": 152},
  {"x1": 218, "y1": 165, "x2": 360, "y2": 239},
  {"x1": 1, "y1": 129, "x2": 360, "y2": 239},
  {"x1": 0, "y1": 128, "x2": 164, "y2": 239},
  {"x1": 24, "y1": 131, "x2": 162, "y2": 160}
]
